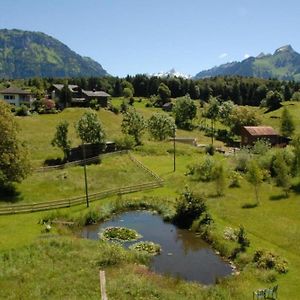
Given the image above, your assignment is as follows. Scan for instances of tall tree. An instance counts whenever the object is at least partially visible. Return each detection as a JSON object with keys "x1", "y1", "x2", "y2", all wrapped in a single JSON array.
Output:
[
  {"x1": 157, "y1": 83, "x2": 171, "y2": 105},
  {"x1": 0, "y1": 101, "x2": 31, "y2": 190},
  {"x1": 147, "y1": 113, "x2": 176, "y2": 141},
  {"x1": 280, "y1": 107, "x2": 295, "y2": 137},
  {"x1": 173, "y1": 95, "x2": 197, "y2": 130},
  {"x1": 265, "y1": 90, "x2": 283, "y2": 111},
  {"x1": 75, "y1": 111, "x2": 106, "y2": 145},
  {"x1": 51, "y1": 121, "x2": 71, "y2": 161},
  {"x1": 121, "y1": 109, "x2": 146, "y2": 145}
]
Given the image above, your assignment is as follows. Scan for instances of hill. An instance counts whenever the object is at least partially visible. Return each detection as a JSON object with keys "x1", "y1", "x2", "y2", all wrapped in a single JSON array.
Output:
[
  {"x1": 194, "y1": 45, "x2": 300, "y2": 81},
  {"x1": 0, "y1": 29, "x2": 108, "y2": 78}
]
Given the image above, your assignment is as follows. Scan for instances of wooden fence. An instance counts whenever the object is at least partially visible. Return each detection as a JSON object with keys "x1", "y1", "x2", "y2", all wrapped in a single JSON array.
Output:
[
  {"x1": 36, "y1": 151, "x2": 127, "y2": 172},
  {"x1": 0, "y1": 152, "x2": 164, "y2": 215}
]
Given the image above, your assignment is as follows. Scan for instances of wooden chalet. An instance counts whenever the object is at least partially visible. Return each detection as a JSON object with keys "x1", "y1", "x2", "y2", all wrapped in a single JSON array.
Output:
[{"x1": 51, "y1": 84, "x2": 110, "y2": 107}]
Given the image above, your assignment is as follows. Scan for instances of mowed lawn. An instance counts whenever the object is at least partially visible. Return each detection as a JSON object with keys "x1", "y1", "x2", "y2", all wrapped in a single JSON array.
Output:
[{"x1": 0, "y1": 154, "x2": 155, "y2": 204}]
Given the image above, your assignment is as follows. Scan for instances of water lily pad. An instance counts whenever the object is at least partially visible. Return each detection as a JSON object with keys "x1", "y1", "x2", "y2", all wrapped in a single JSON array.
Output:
[
  {"x1": 129, "y1": 241, "x2": 161, "y2": 255},
  {"x1": 99, "y1": 226, "x2": 142, "y2": 242}
]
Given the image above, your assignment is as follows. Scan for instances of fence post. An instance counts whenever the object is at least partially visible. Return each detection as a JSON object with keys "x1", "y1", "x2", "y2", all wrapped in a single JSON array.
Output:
[{"x1": 99, "y1": 270, "x2": 108, "y2": 300}]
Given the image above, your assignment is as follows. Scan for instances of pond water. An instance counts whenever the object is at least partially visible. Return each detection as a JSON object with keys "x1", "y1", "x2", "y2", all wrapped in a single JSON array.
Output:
[{"x1": 80, "y1": 211, "x2": 233, "y2": 284}]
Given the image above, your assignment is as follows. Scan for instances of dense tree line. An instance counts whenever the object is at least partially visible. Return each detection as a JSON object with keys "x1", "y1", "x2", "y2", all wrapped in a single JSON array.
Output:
[{"x1": 2, "y1": 74, "x2": 300, "y2": 106}]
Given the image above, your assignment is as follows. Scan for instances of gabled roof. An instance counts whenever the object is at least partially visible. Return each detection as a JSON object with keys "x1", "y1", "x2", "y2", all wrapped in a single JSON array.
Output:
[
  {"x1": 0, "y1": 86, "x2": 31, "y2": 95},
  {"x1": 82, "y1": 90, "x2": 110, "y2": 97},
  {"x1": 243, "y1": 126, "x2": 278, "y2": 136},
  {"x1": 52, "y1": 84, "x2": 78, "y2": 92}
]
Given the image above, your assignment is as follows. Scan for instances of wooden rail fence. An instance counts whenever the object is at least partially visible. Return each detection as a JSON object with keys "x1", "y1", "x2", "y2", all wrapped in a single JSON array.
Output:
[{"x1": 0, "y1": 152, "x2": 164, "y2": 215}]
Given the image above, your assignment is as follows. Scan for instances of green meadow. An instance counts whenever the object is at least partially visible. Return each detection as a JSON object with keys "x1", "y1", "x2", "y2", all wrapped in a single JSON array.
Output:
[{"x1": 1, "y1": 99, "x2": 300, "y2": 299}]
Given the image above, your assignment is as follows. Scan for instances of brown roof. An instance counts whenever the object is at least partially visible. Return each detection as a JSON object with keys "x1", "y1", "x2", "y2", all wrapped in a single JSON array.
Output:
[
  {"x1": 0, "y1": 86, "x2": 31, "y2": 95},
  {"x1": 243, "y1": 126, "x2": 278, "y2": 136},
  {"x1": 82, "y1": 90, "x2": 110, "y2": 97}
]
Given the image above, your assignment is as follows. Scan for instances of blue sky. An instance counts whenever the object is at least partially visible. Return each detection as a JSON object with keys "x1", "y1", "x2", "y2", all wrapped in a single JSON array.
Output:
[{"x1": 1, "y1": 0, "x2": 300, "y2": 77}]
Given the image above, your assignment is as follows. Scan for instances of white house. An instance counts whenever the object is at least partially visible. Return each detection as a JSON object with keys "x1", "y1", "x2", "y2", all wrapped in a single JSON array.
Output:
[{"x1": 0, "y1": 86, "x2": 33, "y2": 106}]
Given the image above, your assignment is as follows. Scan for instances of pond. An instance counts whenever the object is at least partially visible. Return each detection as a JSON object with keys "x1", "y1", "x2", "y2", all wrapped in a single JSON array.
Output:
[{"x1": 80, "y1": 211, "x2": 233, "y2": 284}]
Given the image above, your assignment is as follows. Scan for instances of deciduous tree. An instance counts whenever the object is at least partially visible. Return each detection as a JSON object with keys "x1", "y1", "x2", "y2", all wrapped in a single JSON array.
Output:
[
  {"x1": 147, "y1": 113, "x2": 176, "y2": 141},
  {"x1": 75, "y1": 111, "x2": 106, "y2": 145},
  {"x1": 173, "y1": 95, "x2": 197, "y2": 130},
  {"x1": 121, "y1": 109, "x2": 146, "y2": 145},
  {"x1": 0, "y1": 101, "x2": 31, "y2": 190},
  {"x1": 51, "y1": 121, "x2": 71, "y2": 161}
]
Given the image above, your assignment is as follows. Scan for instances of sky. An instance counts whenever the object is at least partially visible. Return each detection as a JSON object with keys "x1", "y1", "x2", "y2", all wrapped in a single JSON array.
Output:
[{"x1": 1, "y1": 0, "x2": 300, "y2": 77}]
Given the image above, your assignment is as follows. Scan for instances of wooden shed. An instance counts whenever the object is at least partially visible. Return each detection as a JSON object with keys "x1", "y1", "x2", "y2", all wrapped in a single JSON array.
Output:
[{"x1": 241, "y1": 126, "x2": 281, "y2": 146}]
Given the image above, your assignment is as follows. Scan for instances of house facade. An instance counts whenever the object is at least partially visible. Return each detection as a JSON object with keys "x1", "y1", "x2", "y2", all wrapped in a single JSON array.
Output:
[
  {"x1": 0, "y1": 86, "x2": 33, "y2": 106},
  {"x1": 51, "y1": 84, "x2": 110, "y2": 107},
  {"x1": 240, "y1": 126, "x2": 288, "y2": 147}
]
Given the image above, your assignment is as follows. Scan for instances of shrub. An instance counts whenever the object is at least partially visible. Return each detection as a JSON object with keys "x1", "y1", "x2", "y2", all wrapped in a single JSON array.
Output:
[
  {"x1": 109, "y1": 104, "x2": 119, "y2": 114},
  {"x1": 236, "y1": 225, "x2": 250, "y2": 251},
  {"x1": 229, "y1": 171, "x2": 242, "y2": 187},
  {"x1": 205, "y1": 144, "x2": 215, "y2": 155},
  {"x1": 115, "y1": 135, "x2": 135, "y2": 150},
  {"x1": 186, "y1": 155, "x2": 215, "y2": 182},
  {"x1": 15, "y1": 104, "x2": 29, "y2": 116},
  {"x1": 173, "y1": 187, "x2": 207, "y2": 228},
  {"x1": 89, "y1": 99, "x2": 100, "y2": 110},
  {"x1": 234, "y1": 148, "x2": 250, "y2": 172},
  {"x1": 253, "y1": 249, "x2": 288, "y2": 274},
  {"x1": 251, "y1": 139, "x2": 271, "y2": 155}
]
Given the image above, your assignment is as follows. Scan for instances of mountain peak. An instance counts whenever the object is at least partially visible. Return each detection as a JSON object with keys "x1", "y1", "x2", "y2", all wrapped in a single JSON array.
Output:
[
  {"x1": 0, "y1": 29, "x2": 108, "y2": 78},
  {"x1": 274, "y1": 45, "x2": 295, "y2": 54}
]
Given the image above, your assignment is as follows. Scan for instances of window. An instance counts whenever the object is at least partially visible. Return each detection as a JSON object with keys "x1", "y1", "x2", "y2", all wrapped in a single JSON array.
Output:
[{"x1": 4, "y1": 95, "x2": 15, "y2": 100}]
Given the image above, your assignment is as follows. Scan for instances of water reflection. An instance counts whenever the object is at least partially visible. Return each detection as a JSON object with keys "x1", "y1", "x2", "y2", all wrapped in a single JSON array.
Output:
[{"x1": 80, "y1": 211, "x2": 232, "y2": 284}]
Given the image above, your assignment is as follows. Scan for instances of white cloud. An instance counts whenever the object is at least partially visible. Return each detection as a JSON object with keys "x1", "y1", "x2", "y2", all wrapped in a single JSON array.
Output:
[
  {"x1": 244, "y1": 53, "x2": 250, "y2": 59},
  {"x1": 219, "y1": 53, "x2": 228, "y2": 59}
]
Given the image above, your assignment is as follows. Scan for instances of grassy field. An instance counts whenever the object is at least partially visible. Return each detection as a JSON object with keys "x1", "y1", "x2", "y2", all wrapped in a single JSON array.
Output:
[
  {"x1": 0, "y1": 154, "x2": 155, "y2": 204},
  {"x1": 1, "y1": 100, "x2": 300, "y2": 299}
]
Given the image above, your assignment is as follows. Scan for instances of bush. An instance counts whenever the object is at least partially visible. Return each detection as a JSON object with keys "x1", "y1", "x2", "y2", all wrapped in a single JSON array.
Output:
[
  {"x1": 253, "y1": 249, "x2": 288, "y2": 274},
  {"x1": 234, "y1": 148, "x2": 250, "y2": 172},
  {"x1": 15, "y1": 104, "x2": 29, "y2": 116},
  {"x1": 115, "y1": 135, "x2": 135, "y2": 150},
  {"x1": 186, "y1": 155, "x2": 215, "y2": 181},
  {"x1": 89, "y1": 99, "x2": 100, "y2": 110},
  {"x1": 173, "y1": 187, "x2": 207, "y2": 228},
  {"x1": 205, "y1": 144, "x2": 215, "y2": 155},
  {"x1": 109, "y1": 104, "x2": 119, "y2": 114},
  {"x1": 229, "y1": 171, "x2": 242, "y2": 187}
]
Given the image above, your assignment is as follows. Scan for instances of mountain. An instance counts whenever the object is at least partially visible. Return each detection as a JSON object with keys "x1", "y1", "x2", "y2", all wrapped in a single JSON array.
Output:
[
  {"x1": 0, "y1": 29, "x2": 108, "y2": 78},
  {"x1": 152, "y1": 68, "x2": 191, "y2": 79},
  {"x1": 194, "y1": 45, "x2": 300, "y2": 81}
]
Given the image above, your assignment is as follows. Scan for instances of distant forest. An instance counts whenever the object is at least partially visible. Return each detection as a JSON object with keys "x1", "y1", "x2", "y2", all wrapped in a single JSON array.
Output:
[{"x1": 3, "y1": 75, "x2": 300, "y2": 107}]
